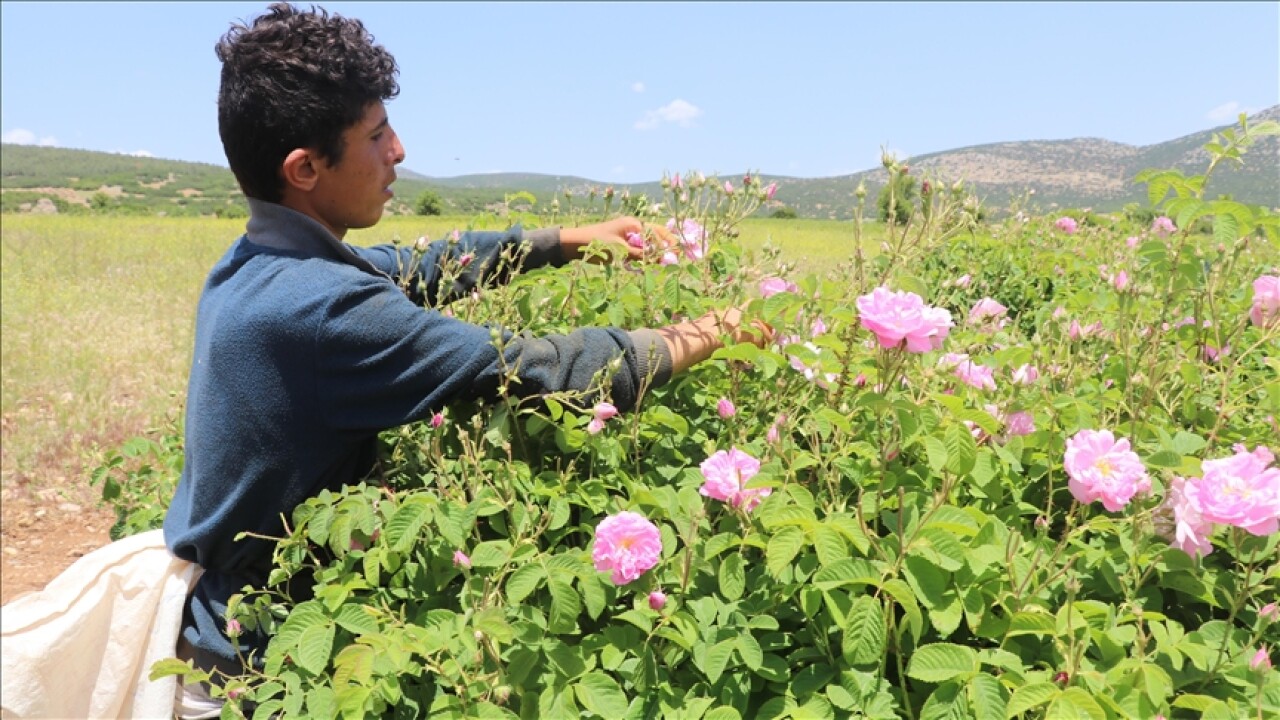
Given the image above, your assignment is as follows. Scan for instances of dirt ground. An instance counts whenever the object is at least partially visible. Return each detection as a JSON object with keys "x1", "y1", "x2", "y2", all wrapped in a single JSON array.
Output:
[{"x1": 1, "y1": 477, "x2": 116, "y2": 605}]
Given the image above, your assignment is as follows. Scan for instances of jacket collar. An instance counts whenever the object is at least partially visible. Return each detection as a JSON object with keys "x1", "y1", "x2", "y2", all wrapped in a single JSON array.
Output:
[{"x1": 244, "y1": 198, "x2": 382, "y2": 276}]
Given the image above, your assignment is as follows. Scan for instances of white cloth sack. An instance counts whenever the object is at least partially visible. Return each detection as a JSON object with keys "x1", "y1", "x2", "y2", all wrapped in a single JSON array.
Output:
[{"x1": 1, "y1": 529, "x2": 202, "y2": 719}]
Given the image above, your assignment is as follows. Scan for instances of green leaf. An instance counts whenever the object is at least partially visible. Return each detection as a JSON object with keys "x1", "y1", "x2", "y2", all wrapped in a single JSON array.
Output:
[
  {"x1": 702, "y1": 639, "x2": 736, "y2": 685},
  {"x1": 842, "y1": 595, "x2": 886, "y2": 665},
  {"x1": 148, "y1": 657, "x2": 199, "y2": 682},
  {"x1": 573, "y1": 672, "x2": 629, "y2": 718},
  {"x1": 880, "y1": 578, "x2": 924, "y2": 641},
  {"x1": 767, "y1": 526, "x2": 805, "y2": 578},
  {"x1": 903, "y1": 555, "x2": 948, "y2": 609},
  {"x1": 547, "y1": 578, "x2": 580, "y2": 634},
  {"x1": 704, "y1": 708, "x2": 742, "y2": 720},
  {"x1": 332, "y1": 644, "x2": 374, "y2": 688},
  {"x1": 923, "y1": 436, "x2": 948, "y2": 473},
  {"x1": 719, "y1": 553, "x2": 746, "y2": 601},
  {"x1": 1172, "y1": 694, "x2": 1221, "y2": 711},
  {"x1": 906, "y1": 643, "x2": 978, "y2": 683},
  {"x1": 1006, "y1": 611, "x2": 1056, "y2": 637},
  {"x1": 296, "y1": 621, "x2": 335, "y2": 676},
  {"x1": 920, "y1": 682, "x2": 969, "y2": 720},
  {"x1": 967, "y1": 674, "x2": 1007, "y2": 720},
  {"x1": 334, "y1": 604, "x2": 378, "y2": 636},
  {"x1": 505, "y1": 563, "x2": 544, "y2": 604},
  {"x1": 813, "y1": 523, "x2": 850, "y2": 567},
  {"x1": 1005, "y1": 683, "x2": 1059, "y2": 718},
  {"x1": 473, "y1": 606, "x2": 514, "y2": 643},
  {"x1": 736, "y1": 632, "x2": 764, "y2": 671},
  {"x1": 384, "y1": 498, "x2": 431, "y2": 551},
  {"x1": 944, "y1": 424, "x2": 977, "y2": 476},
  {"x1": 1047, "y1": 688, "x2": 1105, "y2": 720}
]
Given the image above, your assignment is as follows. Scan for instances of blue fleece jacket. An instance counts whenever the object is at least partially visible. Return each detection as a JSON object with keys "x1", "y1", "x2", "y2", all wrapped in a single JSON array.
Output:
[{"x1": 163, "y1": 200, "x2": 672, "y2": 672}]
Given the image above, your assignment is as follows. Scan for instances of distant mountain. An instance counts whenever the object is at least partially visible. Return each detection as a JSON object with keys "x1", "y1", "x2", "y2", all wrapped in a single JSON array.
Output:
[{"x1": 3, "y1": 107, "x2": 1276, "y2": 219}]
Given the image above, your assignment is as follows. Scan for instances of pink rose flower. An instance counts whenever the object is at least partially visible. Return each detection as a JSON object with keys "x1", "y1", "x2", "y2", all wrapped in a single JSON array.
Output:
[
  {"x1": 1064, "y1": 429, "x2": 1151, "y2": 512},
  {"x1": 1181, "y1": 445, "x2": 1280, "y2": 536},
  {"x1": 1005, "y1": 411, "x2": 1035, "y2": 437},
  {"x1": 1125, "y1": 236, "x2": 1140, "y2": 249},
  {"x1": 967, "y1": 298, "x2": 1008, "y2": 326},
  {"x1": 648, "y1": 590, "x2": 667, "y2": 611},
  {"x1": 1055, "y1": 217, "x2": 1078, "y2": 235},
  {"x1": 700, "y1": 447, "x2": 770, "y2": 512},
  {"x1": 666, "y1": 218, "x2": 707, "y2": 261},
  {"x1": 759, "y1": 276, "x2": 799, "y2": 298},
  {"x1": 453, "y1": 550, "x2": 472, "y2": 569},
  {"x1": 625, "y1": 231, "x2": 646, "y2": 249},
  {"x1": 723, "y1": 180, "x2": 735, "y2": 194},
  {"x1": 1251, "y1": 275, "x2": 1280, "y2": 328},
  {"x1": 855, "y1": 287, "x2": 954, "y2": 353},
  {"x1": 1152, "y1": 216, "x2": 1176, "y2": 237},
  {"x1": 1166, "y1": 476, "x2": 1215, "y2": 558},
  {"x1": 955, "y1": 359, "x2": 996, "y2": 391},
  {"x1": 1011, "y1": 364, "x2": 1040, "y2": 385},
  {"x1": 591, "y1": 511, "x2": 662, "y2": 585},
  {"x1": 716, "y1": 398, "x2": 736, "y2": 419},
  {"x1": 809, "y1": 317, "x2": 828, "y2": 338},
  {"x1": 429, "y1": 412, "x2": 445, "y2": 429},
  {"x1": 586, "y1": 402, "x2": 618, "y2": 435}
]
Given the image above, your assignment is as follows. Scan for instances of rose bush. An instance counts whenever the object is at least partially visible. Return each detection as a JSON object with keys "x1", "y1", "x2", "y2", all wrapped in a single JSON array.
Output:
[{"x1": 128, "y1": 127, "x2": 1280, "y2": 718}]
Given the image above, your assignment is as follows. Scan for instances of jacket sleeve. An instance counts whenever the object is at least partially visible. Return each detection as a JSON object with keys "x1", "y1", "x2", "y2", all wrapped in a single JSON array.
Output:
[
  {"x1": 314, "y1": 274, "x2": 672, "y2": 432},
  {"x1": 349, "y1": 225, "x2": 566, "y2": 308}
]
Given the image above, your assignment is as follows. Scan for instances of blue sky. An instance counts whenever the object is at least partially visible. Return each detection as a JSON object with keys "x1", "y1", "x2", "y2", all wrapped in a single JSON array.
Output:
[{"x1": 2, "y1": 2, "x2": 1276, "y2": 183}]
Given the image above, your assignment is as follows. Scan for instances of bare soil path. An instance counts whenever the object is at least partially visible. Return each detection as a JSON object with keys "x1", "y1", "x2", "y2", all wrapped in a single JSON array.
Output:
[{"x1": 1, "y1": 478, "x2": 115, "y2": 605}]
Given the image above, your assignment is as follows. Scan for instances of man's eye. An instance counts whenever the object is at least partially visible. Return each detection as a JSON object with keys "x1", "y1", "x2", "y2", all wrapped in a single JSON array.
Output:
[{"x1": 372, "y1": 132, "x2": 383, "y2": 141}]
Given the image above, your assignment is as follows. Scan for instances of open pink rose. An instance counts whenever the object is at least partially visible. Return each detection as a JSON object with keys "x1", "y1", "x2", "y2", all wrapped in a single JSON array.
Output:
[{"x1": 856, "y1": 287, "x2": 953, "y2": 353}]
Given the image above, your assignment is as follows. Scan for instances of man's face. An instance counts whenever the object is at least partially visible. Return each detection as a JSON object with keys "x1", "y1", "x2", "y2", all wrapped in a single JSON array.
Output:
[{"x1": 309, "y1": 102, "x2": 404, "y2": 238}]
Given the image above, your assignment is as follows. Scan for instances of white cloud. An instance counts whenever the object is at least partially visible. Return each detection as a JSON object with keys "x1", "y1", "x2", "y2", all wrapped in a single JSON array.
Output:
[
  {"x1": 126, "y1": 149, "x2": 153, "y2": 157},
  {"x1": 2, "y1": 128, "x2": 58, "y2": 146},
  {"x1": 631, "y1": 81, "x2": 645, "y2": 93},
  {"x1": 1207, "y1": 101, "x2": 1257, "y2": 124},
  {"x1": 634, "y1": 99, "x2": 703, "y2": 131}
]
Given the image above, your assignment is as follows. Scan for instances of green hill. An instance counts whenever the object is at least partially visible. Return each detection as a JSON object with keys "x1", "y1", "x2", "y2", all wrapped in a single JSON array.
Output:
[{"x1": 4, "y1": 106, "x2": 1275, "y2": 220}]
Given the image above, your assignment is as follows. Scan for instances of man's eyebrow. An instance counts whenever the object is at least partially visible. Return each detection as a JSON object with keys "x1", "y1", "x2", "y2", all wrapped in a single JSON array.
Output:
[{"x1": 369, "y1": 114, "x2": 390, "y2": 135}]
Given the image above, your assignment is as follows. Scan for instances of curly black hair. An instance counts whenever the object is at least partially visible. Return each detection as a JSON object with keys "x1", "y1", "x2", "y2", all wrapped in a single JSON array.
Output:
[{"x1": 215, "y1": 3, "x2": 399, "y2": 202}]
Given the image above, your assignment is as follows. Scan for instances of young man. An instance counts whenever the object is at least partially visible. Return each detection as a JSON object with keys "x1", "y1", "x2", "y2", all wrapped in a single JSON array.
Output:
[{"x1": 164, "y1": 3, "x2": 765, "y2": 714}]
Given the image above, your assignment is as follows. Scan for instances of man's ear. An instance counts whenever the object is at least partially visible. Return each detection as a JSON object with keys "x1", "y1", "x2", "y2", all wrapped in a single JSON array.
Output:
[{"x1": 281, "y1": 149, "x2": 319, "y2": 192}]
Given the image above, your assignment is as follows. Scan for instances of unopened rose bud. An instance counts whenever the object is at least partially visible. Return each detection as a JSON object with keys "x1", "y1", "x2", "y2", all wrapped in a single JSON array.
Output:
[
  {"x1": 764, "y1": 182, "x2": 778, "y2": 200},
  {"x1": 226, "y1": 619, "x2": 242, "y2": 638},
  {"x1": 648, "y1": 590, "x2": 667, "y2": 611},
  {"x1": 458, "y1": 253, "x2": 473, "y2": 268},
  {"x1": 724, "y1": 180, "x2": 735, "y2": 194},
  {"x1": 855, "y1": 182, "x2": 867, "y2": 199},
  {"x1": 454, "y1": 550, "x2": 472, "y2": 569},
  {"x1": 716, "y1": 398, "x2": 736, "y2": 419},
  {"x1": 1053, "y1": 671, "x2": 1069, "y2": 686},
  {"x1": 414, "y1": 236, "x2": 430, "y2": 253}
]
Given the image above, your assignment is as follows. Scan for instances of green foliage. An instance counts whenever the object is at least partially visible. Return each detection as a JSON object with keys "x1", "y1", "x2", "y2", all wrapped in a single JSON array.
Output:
[
  {"x1": 769, "y1": 206, "x2": 798, "y2": 220},
  {"x1": 878, "y1": 170, "x2": 918, "y2": 225},
  {"x1": 111, "y1": 121, "x2": 1280, "y2": 718},
  {"x1": 413, "y1": 189, "x2": 444, "y2": 216}
]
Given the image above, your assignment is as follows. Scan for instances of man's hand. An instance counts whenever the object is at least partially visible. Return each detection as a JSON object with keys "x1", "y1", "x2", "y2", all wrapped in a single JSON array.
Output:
[{"x1": 560, "y1": 217, "x2": 676, "y2": 264}]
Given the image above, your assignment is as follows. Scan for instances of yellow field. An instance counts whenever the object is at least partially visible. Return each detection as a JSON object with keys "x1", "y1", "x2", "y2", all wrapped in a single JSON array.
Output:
[{"x1": 0, "y1": 213, "x2": 875, "y2": 491}]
